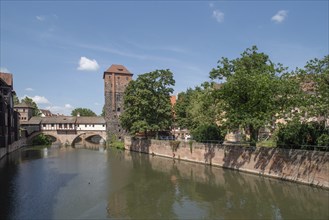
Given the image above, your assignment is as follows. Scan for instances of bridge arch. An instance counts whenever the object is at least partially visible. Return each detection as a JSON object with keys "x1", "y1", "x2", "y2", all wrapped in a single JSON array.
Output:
[
  {"x1": 27, "y1": 131, "x2": 61, "y2": 145},
  {"x1": 72, "y1": 132, "x2": 107, "y2": 148}
]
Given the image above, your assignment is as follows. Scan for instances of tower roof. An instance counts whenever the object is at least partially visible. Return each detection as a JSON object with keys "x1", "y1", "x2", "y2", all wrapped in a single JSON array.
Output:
[{"x1": 103, "y1": 64, "x2": 133, "y2": 78}]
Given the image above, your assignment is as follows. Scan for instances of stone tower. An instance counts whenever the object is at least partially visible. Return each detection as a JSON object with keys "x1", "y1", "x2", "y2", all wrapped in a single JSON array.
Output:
[{"x1": 103, "y1": 64, "x2": 133, "y2": 140}]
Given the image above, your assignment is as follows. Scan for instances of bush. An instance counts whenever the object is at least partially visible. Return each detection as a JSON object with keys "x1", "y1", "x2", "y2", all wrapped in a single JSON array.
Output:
[
  {"x1": 191, "y1": 124, "x2": 224, "y2": 143},
  {"x1": 108, "y1": 134, "x2": 125, "y2": 150},
  {"x1": 32, "y1": 134, "x2": 52, "y2": 146},
  {"x1": 317, "y1": 134, "x2": 329, "y2": 146},
  {"x1": 277, "y1": 120, "x2": 328, "y2": 149}
]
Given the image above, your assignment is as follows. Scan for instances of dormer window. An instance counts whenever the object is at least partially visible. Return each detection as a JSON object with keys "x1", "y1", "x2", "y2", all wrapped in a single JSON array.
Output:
[{"x1": 118, "y1": 68, "x2": 123, "y2": 71}]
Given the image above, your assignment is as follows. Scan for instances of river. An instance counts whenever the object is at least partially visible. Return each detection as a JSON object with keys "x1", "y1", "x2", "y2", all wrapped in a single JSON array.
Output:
[{"x1": 0, "y1": 146, "x2": 328, "y2": 219}]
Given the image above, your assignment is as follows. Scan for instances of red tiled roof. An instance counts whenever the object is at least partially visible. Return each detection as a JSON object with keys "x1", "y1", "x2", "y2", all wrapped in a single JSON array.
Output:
[
  {"x1": 0, "y1": 72, "x2": 13, "y2": 87},
  {"x1": 103, "y1": 64, "x2": 132, "y2": 78}
]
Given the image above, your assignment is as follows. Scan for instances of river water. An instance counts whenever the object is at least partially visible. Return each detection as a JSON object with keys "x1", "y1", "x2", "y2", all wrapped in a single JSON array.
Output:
[{"x1": 0, "y1": 146, "x2": 328, "y2": 219}]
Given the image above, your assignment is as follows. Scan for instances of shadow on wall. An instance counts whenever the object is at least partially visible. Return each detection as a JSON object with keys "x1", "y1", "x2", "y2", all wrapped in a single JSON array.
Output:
[
  {"x1": 129, "y1": 137, "x2": 151, "y2": 154},
  {"x1": 222, "y1": 145, "x2": 254, "y2": 169}
]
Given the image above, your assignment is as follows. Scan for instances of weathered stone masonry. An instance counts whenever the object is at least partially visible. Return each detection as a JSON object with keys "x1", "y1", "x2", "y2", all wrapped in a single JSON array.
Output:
[
  {"x1": 103, "y1": 65, "x2": 133, "y2": 140},
  {"x1": 124, "y1": 137, "x2": 329, "y2": 189}
]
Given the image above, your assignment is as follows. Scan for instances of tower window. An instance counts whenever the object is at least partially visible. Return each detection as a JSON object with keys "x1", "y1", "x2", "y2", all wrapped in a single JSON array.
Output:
[{"x1": 117, "y1": 107, "x2": 120, "y2": 112}]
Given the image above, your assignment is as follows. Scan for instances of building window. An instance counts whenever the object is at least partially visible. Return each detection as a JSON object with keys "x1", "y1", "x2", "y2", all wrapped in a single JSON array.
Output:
[
  {"x1": 126, "y1": 77, "x2": 129, "y2": 80},
  {"x1": 85, "y1": 125, "x2": 87, "y2": 127},
  {"x1": 102, "y1": 125, "x2": 105, "y2": 127},
  {"x1": 116, "y1": 94, "x2": 121, "y2": 102},
  {"x1": 43, "y1": 124, "x2": 46, "y2": 127},
  {"x1": 51, "y1": 124, "x2": 54, "y2": 127},
  {"x1": 92, "y1": 125, "x2": 95, "y2": 127},
  {"x1": 59, "y1": 124, "x2": 62, "y2": 128},
  {"x1": 117, "y1": 108, "x2": 120, "y2": 112},
  {"x1": 69, "y1": 124, "x2": 72, "y2": 128}
]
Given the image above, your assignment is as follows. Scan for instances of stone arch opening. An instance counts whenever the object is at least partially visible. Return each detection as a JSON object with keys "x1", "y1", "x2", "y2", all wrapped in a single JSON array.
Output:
[
  {"x1": 72, "y1": 134, "x2": 106, "y2": 149},
  {"x1": 29, "y1": 133, "x2": 60, "y2": 146}
]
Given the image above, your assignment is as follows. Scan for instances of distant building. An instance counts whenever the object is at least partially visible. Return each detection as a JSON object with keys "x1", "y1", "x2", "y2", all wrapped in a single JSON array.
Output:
[
  {"x1": 103, "y1": 64, "x2": 133, "y2": 140},
  {"x1": 0, "y1": 72, "x2": 20, "y2": 149},
  {"x1": 14, "y1": 102, "x2": 34, "y2": 122},
  {"x1": 21, "y1": 116, "x2": 106, "y2": 134},
  {"x1": 76, "y1": 116, "x2": 106, "y2": 131},
  {"x1": 170, "y1": 95, "x2": 176, "y2": 107},
  {"x1": 40, "y1": 109, "x2": 55, "y2": 117}
]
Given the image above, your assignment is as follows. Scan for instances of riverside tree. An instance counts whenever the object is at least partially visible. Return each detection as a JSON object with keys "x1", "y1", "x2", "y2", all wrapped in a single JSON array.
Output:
[
  {"x1": 71, "y1": 108, "x2": 96, "y2": 116},
  {"x1": 120, "y1": 69, "x2": 175, "y2": 137},
  {"x1": 209, "y1": 46, "x2": 292, "y2": 145},
  {"x1": 296, "y1": 55, "x2": 329, "y2": 123}
]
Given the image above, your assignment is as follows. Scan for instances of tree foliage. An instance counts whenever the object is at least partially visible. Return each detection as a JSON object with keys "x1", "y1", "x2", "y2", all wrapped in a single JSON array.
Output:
[
  {"x1": 120, "y1": 69, "x2": 175, "y2": 136},
  {"x1": 21, "y1": 96, "x2": 40, "y2": 116},
  {"x1": 13, "y1": 94, "x2": 20, "y2": 105},
  {"x1": 174, "y1": 83, "x2": 220, "y2": 131},
  {"x1": 276, "y1": 120, "x2": 329, "y2": 148},
  {"x1": 174, "y1": 88, "x2": 194, "y2": 129},
  {"x1": 32, "y1": 134, "x2": 52, "y2": 146},
  {"x1": 71, "y1": 108, "x2": 96, "y2": 116},
  {"x1": 294, "y1": 55, "x2": 329, "y2": 121},
  {"x1": 100, "y1": 105, "x2": 105, "y2": 117},
  {"x1": 209, "y1": 46, "x2": 294, "y2": 145},
  {"x1": 191, "y1": 123, "x2": 224, "y2": 143}
]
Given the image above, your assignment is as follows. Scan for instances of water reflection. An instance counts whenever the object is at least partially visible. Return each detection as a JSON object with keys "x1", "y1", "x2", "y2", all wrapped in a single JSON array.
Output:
[
  {"x1": 107, "y1": 151, "x2": 329, "y2": 220},
  {"x1": 0, "y1": 147, "x2": 328, "y2": 219}
]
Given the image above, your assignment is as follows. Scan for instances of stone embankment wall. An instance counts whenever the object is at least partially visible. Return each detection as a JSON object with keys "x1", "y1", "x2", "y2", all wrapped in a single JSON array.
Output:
[
  {"x1": 0, "y1": 138, "x2": 27, "y2": 159},
  {"x1": 124, "y1": 137, "x2": 329, "y2": 189}
]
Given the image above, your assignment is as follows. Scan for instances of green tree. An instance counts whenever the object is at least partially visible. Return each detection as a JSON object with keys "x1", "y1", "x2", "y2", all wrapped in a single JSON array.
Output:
[
  {"x1": 296, "y1": 55, "x2": 329, "y2": 123},
  {"x1": 174, "y1": 88, "x2": 195, "y2": 129},
  {"x1": 209, "y1": 46, "x2": 292, "y2": 146},
  {"x1": 32, "y1": 134, "x2": 52, "y2": 146},
  {"x1": 13, "y1": 94, "x2": 20, "y2": 105},
  {"x1": 191, "y1": 123, "x2": 224, "y2": 143},
  {"x1": 276, "y1": 119, "x2": 329, "y2": 149},
  {"x1": 120, "y1": 69, "x2": 175, "y2": 137},
  {"x1": 71, "y1": 108, "x2": 96, "y2": 116},
  {"x1": 187, "y1": 82, "x2": 221, "y2": 130},
  {"x1": 100, "y1": 105, "x2": 105, "y2": 117},
  {"x1": 21, "y1": 96, "x2": 40, "y2": 116}
]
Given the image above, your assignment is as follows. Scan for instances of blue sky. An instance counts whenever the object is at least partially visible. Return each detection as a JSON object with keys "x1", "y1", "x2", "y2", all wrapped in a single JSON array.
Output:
[{"x1": 1, "y1": 1, "x2": 328, "y2": 115}]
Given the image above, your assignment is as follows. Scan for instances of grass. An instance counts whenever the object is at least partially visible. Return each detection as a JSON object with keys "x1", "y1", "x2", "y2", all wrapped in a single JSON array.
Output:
[{"x1": 256, "y1": 139, "x2": 277, "y2": 148}]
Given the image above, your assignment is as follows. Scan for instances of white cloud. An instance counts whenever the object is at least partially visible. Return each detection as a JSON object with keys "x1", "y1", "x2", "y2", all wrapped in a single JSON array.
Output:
[
  {"x1": 32, "y1": 95, "x2": 50, "y2": 104},
  {"x1": 271, "y1": 10, "x2": 288, "y2": 23},
  {"x1": 77, "y1": 56, "x2": 100, "y2": 71},
  {"x1": 36, "y1": 15, "x2": 45, "y2": 21},
  {"x1": 21, "y1": 95, "x2": 50, "y2": 104},
  {"x1": 213, "y1": 9, "x2": 224, "y2": 23},
  {"x1": 209, "y1": 2, "x2": 214, "y2": 8},
  {"x1": 0, "y1": 67, "x2": 10, "y2": 73},
  {"x1": 25, "y1": 88, "x2": 34, "y2": 91},
  {"x1": 45, "y1": 104, "x2": 74, "y2": 116}
]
